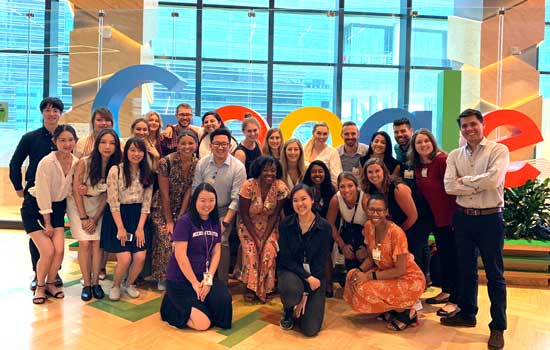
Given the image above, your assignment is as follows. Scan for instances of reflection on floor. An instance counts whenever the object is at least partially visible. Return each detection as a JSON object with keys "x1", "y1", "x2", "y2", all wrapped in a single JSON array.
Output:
[{"x1": 1, "y1": 229, "x2": 549, "y2": 350}]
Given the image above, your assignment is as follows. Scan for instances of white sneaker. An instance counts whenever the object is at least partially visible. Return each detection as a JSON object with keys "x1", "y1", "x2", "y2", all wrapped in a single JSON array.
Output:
[
  {"x1": 125, "y1": 284, "x2": 140, "y2": 298},
  {"x1": 157, "y1": 280, "x2": 166, "y2": 291},
  {"x1": 109, "y1": 286, "x2": 121, "y2": 301},
  {"x1": 413, "y1": 299, "x2": 423, "y2": 311}
]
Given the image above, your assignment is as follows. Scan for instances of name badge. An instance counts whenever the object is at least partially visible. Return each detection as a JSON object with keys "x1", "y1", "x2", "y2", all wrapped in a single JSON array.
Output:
[
  {"x1": 303, "y1": 263, "x2": 311, "y2": 274},
  {"x1": 372, "y1": 247, "x2": 381, "y2": 261},
  {"x1": 421, "y1": 168, "x2": 428, "y2": 178},
  {"x1": 203, "y1": 272, "x2": 213, "y2": 286},
  {"x1": 97, "y1": 183, "x2": 107, "y2": 192},
  {"x1": 404, "y1": 169, "x2": 414, "y2": 179}
]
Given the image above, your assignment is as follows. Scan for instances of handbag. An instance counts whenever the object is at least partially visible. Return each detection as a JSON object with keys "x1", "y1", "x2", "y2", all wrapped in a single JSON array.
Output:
[{"x1": 339, "y1": 195, "x2": 365, "y2": 252}]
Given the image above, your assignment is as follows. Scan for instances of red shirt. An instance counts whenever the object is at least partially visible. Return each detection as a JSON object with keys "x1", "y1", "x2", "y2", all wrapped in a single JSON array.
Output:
[{"x1": 415, "y1": 152, "x2": 456, "y2": 227}]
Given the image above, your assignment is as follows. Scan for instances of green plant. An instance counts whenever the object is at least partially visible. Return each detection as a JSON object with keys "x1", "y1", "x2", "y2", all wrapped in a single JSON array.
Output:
[{"x1": 503, "y1": 178, "x2": 550, "y2": 240}]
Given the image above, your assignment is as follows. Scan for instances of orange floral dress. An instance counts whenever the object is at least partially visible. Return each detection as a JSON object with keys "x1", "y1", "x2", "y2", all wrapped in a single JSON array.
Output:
[
  {"x1": 238, "y1": 178, "x2": 289, "y2": 301},
  {"x1": 343, "y1": 221, "x2": 426, "y2": 313}
]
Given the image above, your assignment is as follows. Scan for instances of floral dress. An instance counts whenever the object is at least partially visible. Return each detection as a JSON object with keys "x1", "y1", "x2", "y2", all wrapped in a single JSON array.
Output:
[
  {"x1": 150, "y1": 153, "x2": 197, "y2": 281},
  {"x1": 238, "y1": 178, "x2": 289, "y2": 301},
  {"x1": 343, "y1": 221, "x2": 426, "y2": 313}
]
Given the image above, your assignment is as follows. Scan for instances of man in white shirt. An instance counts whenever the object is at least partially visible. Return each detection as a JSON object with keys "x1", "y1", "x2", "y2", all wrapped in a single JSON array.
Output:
[
  {"x1": 337, "y1": 121, "x2": 368, "y2": 181},
  {"x1": 443, "y1": 109, "x2": 509, "y2": 350}
]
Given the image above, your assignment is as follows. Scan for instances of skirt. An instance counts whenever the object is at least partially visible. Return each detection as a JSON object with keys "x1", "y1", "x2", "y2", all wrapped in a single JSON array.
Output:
[
  {"x1": 66, "y1": 195, "x2": 104, "y2": 241},
  {"x1": 21, "y1": 193, "x2": 66, "y2": 233},
  {"x1": 160, "y1": 279, "x2": 232, "y2": 330},
  {"x1": 100, "y1": 203, "x2": 151, "y2": 253}
]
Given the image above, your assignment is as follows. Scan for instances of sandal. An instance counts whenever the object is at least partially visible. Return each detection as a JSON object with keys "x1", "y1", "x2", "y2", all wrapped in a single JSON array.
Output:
[
  {"x1": 45, "y1": 282, "x2": 65, "y2": 299},
  {"x1": 244, "y1": 289, "x2": 256, "y2": 303},
  {"x1": 376, "y1": 312, "x2": 394, "y2": 322},
  {"x1": 426, "y1": 292, "x2": 450, "y2": 305},
  {"x1": 33, "y1": 285, "x2": 47, "y2": 305},
  {"x1": 386, "y1": 309, "x2": 418, "y2": 331}
]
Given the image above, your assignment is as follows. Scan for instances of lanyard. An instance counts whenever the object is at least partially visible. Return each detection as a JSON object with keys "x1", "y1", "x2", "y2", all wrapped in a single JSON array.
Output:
[
  {"x1": 201, "y1": 221, "x2": 214, "y2": 272},
  {"x1": 298, "y1": 217, "x2": 316, "y2": 263}
]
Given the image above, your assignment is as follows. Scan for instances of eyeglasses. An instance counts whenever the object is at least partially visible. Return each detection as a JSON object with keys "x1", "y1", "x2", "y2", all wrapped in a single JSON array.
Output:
[
  {"x1": 367, "y1": 208, "x2": 386, "y2": 214},
  {"x1": 177, "y1": 113, "x2": 193, "y2": 117},
  {"x1": 211, "y1": 142, "x2": 230, "y2": 148}
]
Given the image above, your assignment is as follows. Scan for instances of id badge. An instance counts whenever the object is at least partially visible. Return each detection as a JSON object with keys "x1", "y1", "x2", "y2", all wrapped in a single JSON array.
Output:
[
  {"x1": 302, "y1": 263, "x2": 311, "y2": 274},
  {"x1": 97, "y1": 183, "x2": 107, "y2": 192},
  {"x1": 372, "y1": 247, "x2": 381, "y2": 261},
  {"x1": 404, "y1": 169, "x2": 414, "y2": 179},
  {"x1": 203, "y1": 272, "x2": 213, "y2": 286},
  {"x1": 421, "y1": 168, "x2": 428, "y2": 178}
]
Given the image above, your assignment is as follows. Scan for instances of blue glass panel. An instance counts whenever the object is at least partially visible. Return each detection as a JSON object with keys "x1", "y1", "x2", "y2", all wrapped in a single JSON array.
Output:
[
  {"x1": 413, "y1": 0, "x2": 454, "y2": 17},
  {"x1": 154, "y1": 7, "x2": 196, "y2": 58},
  {"x1": 539, "y1": 26, "x2": 550, "y2": 71},
  {"x1": 540, "y1": 74, "x2": 550, "y2": 98},
  {"x1": 409, "y1": 69, "x2": 441, "y2": 132},
  {"x1": 275, "y1": 0, "x2": 338, "y2": 10},
  {"x1": 411, "y1": 18, "x2": 450, "y2": 67},
  {"x1": 204, "y1": 0, "x2": 267, "y2": 6},
  {"x1": 344, "y1": 0, "x2": 401, "y2": 14},
  {"x1": 0, "y1": 0, "x2": 45, "y2": 51}
]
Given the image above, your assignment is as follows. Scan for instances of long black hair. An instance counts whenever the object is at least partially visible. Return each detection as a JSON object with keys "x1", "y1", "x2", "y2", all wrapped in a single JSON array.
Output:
[
  {"x1": 364, "y1": 131, "x2": 395, "y2": 163},
  {"x1": 89, "y1": 128, "x2": 121, "y2": 186},
  {"x1": 188, "y1": 182, "x2": 219, "y2": 228},
  {"x1": 303, "y1": 160, "x2": 335, "y2": 201},
  {"x1": 122, "y1": 136, "x2": 153, "y2": 188}
]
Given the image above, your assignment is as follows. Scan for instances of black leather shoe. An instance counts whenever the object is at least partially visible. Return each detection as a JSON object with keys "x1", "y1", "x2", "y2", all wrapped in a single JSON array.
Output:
[
  {"x1": 54, "y1": 274, "x2": 63, "y2": 287},
  {"x1": 92, "y1": 284, "x2": 105, "y2": 299},
  {"x1": 279, "y1": 308, "x2": 294, "y2": 330},
  {"x1": 30, "y1": 276, "x2": 38, "y2": 291},
  {"x1": 488, "y1": 330, "x2": 504, "y2": 350},
  {"x1": 440, "y1": 313, "x2": 476, "y2": 327},
  {"x1": 81, "y1": 286, "x2": 92, "y2": 301}
]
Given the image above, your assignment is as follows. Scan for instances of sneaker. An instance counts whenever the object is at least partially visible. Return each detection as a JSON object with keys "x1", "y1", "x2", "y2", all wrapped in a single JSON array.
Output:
[
  {"x1": 109, "y1": 286, "x2": 121, "y2": 301},
  {"x1": 488, "y1": 329, "x2": 504, "y2": 350},
  {"x1": 157, "y1": 280, "x2": 166, "y2": 291},
  {"x1": 279, "y1": 308, "x2": 294, "y2": 330},
  {"x1": 125, "y1": 284, "x2": 140, "y2": 298},
  {"x1": 413, "y1": 299, "x2": 423, "y2": 311},
  {"x1": 440, "y1": 313, "x2": 477, "y2": 327}
]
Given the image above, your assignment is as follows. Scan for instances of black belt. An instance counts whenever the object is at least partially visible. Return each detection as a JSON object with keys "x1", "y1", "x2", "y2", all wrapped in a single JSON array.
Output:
[{"x1": 458, "y1": 206, "x2": 503, "y2": 216}]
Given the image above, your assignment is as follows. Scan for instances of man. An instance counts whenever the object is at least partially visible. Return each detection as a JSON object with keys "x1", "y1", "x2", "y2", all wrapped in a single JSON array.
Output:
[
  {"x1": 443, "y1": 108, "x2": 509, "y2": 350},
  {"x1": 9, "y1": 97, "x2": 65, "y2": 290},
  {"x1": 336, "y1": 121, "x2": 368, "y2": 180},
  {"x1": 192, "y1": 127, "x2": 246, "y2": 283},
  {"x1": 160, "y1": 103, "x2": 201, "y2": 155},
  {"x1": 393, "y1": 117, "x2": 414, "y2": 163}
]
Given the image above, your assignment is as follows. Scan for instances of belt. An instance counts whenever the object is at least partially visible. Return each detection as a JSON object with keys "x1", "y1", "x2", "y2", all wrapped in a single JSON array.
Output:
[{"x1": 458, "y1": 206, "x2": 503, "y2": 216}]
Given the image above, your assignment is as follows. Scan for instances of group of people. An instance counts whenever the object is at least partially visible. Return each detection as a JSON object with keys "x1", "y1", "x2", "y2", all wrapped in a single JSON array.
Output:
[{"x1": 9, "y1": 97, "x2": 509, "y2": 349}]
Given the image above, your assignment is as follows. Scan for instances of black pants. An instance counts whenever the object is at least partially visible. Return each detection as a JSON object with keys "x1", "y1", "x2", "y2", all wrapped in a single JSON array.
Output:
[
  {"x1": 453, "y1": 211, "x2": 507, "y2": 330},
  {"x1": 433, "y1": 225, "x2": 459, "y2": 303},
  {"x1": 278, "y1": 270, "x2": 325, "y2": 337},
  {"x1": 405, "y1": 221, "x2": 432, "y2": 277}
]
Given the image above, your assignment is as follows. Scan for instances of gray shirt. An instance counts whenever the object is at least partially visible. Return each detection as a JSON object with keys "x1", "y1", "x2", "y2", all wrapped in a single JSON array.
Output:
[
  {"x1": 192, "y1": 154, "x2": 246, "y2": 212},
  {"x1": 337, "y1": 143, "x2": 369, "y2": 179},
  {"x1": 444, "y1": 138, "x2": 509, "y2": 209}
]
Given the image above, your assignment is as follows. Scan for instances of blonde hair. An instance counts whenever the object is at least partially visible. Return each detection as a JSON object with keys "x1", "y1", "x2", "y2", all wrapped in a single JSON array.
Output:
[
  {"x1": 262, "y1": 128, "x2": 284, "y2": 158},
  {"x1": 280, "y1": 138, "x2": 306, "y2": 188},
  {"x1": 303, "y1": 121, "x2": 330, "y2": 163}
]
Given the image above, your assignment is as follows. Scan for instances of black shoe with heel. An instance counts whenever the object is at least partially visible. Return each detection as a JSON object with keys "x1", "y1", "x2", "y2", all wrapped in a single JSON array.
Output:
[
  {"x1": 279, "y1": 307, "x2": 294, "y2": 330},
  {"x1": 81, "y1": 286, "x2": 92, "y2": 301}
]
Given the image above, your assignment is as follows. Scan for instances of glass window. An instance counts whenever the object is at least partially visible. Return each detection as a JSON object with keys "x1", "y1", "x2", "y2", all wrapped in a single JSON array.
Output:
[
  {"x1": 275, "y1": 0, "x2": 338, "y2": 10},
  {"x1": 0, "y1": 1, "x2": 45, "y2": 51},
  {"x1": 412, "y1": 0, "x2": 454, "y2": 17},
  {"x1": 55, "y1": 54, "x2": 72, "y2": 110},
  {"x1": 539, "y1": 26, "x2": 550, "y2": 71},
  {"x1": 274, "y1": 12, "x2": 337, "y2": 63},
  {"x1": 409, "y1": 69, "x2": 441, "y2": 132},
  {"x1": 204, "y1": 0, "x2": 267, "y2": 7},
  {"x1": 341, "y1": 67, "x2": 399, "y2": 126},
  {"x1": 150, "y1": 58, "x2": 196, "y2": 127},
  {"x1": 540, "y1": 73, "x2": 550, "y2": 98},
  {"x1": 202, "y1": 8, "x2": 268, "y2": 61},
  {"x1": 344, "y1": 0, "x2": 401, "y2": 14},
  {"x1": 411, "y1": 18, "x2": 450, "y2": 67},
  {"x1": 272, "y1": 64, "x2": 334, "y2": 143},
  {"x1": 343, "y1": 14, "x2": 400, "y2": 65},
  {"x1": 153, "y1": 7, "x2": 196, "y2": 58}
]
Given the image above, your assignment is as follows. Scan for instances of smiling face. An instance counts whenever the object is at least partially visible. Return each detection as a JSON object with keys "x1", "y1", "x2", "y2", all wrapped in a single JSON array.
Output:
[
  {"x1": 268, "y1": 131, "x2": 282, "y2": 151},
  {"x1": 459, "y1": 114, "x2": 484, "y2": 146},
  {"x1": 177, "y1": 134, "x2": 197, "y2": 158},
  {"x1": 176, "y1": 106, "x2": 193, "y2": 128},
  {"x1": 367, "y1": 199, "x2": 388, "y2": 225},
  {"x1": 147, "y1": 113, "x2": 161, "y2": 133},
  {"x1": 393, "y1": 124, "x2": 413, "y2": 147},
  {"x1": 342, "y1": 125, "x2": 359, "y2": 148},
  {"x1": 370, "y1": 134, "x2": 387, "y2": 156},
  {"x1": 211, "y1": 134, "x2": 231, "y2": 162},
  {"x1": 338, "y1": 177, "x2": 358, "y2": 202},
  {"x1": 98, "y1": 132, "x2": 116, "y2": 158},
  {"x1": 55, "y1": 130, "x2": 76, "y2": 154},
  {"x1": 203, "y1": 114, "x2": 221, "y2": 134},
  {"x1": 366, "y1": 163, "x2": 385, "y2": 188},
  {"x1": 126, "y1": 142, "x2": 145, "y2": 165},
  {"x1": 309, "y1": 164, "x2": 326, "y2": 186},
  {"x1": 313, "y1": 125, "x2": 329, "y2": 145},
  {"x1": 42, "y1": 104, "x2": 61, "y2": 129},
  {"x1": 132, "y1": 121, "x2": 149, "y2": 139},
  {"x1": 414, "y1": 133, "x2": 434, "y2": 160},
  {"x1": 260, "y1": 162, "x2": 277, "y2": 186},
  {"x1": 285, "y1": 141, "x2": 301, "y2": 163},
  {"x1": 292, "y1": 189, "x2": 314, "y2": 217},
  {"x1": 196, "y1": 190, "x2": 216, "y2": 219},
  {"x1": 93, "y1": 114, "x2": 113, "y2": 133},
  {"x1": 243, "y1": 121, "x2": 259, "y2": 142}
]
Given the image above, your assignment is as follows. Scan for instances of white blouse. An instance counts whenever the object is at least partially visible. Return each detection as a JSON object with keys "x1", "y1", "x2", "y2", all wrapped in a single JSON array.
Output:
[
  {"x1": 29, "y1": 152, "x2": 79, "y2": 215},
  {"x1": 107, "y1": 163, "x2": 153, "y2": 214}
]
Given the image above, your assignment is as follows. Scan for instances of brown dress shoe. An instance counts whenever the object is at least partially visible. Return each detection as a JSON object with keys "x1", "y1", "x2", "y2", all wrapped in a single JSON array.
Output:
[{"x1": 488, "y1": 329, "x2": 504, "y2": 349}]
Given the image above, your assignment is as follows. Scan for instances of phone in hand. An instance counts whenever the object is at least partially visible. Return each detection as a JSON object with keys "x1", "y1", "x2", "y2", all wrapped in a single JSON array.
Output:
[{"x1": 126, "y1": 233, "x2": 134, "y2": 242}]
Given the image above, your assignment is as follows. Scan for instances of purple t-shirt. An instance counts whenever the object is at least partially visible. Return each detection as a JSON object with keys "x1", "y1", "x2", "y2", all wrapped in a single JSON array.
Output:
[{"x1": 166, "y1": 213, "x2": 221, "y2": 282}]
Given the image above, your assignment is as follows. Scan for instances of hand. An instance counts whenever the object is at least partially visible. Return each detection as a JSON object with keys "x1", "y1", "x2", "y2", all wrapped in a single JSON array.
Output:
[
  {"x1": 117, "y1": 227, "x2": 128, "y2": 247},
  {"x1": 16, "y1": 190, "x2": 24, "y2": 198},
  {"x1": 198, "y1": 282, "x2": 211, "y2": 302},
  {"x1": 306, "y1": 276, "x2": 321, "y2": 291},
  {"x1": 135, "y1": 227, "x2": 145, "y2": 248},
  {"x1": 78, "y1": 184, "x2": 88, "y2": 196},
  {"x1": 293, "y1": 294, "x2": 308, "y2": 318},
  {"x1": 81, "y1": 218, "x2": 96, "y2": 234},
  {"x1": 355, "y1": 246, "x2": 368, "y2": 260},
  {"x1": 161, "y1": 125, "x2": 174, "y2": 139},
  {"x1": 43, "y1": 223, "x2": 54, "y2": 237},
  {"x1": 342, "y1": 244, "x2": 355, "y2": 260},
  {"x1": 166, "y1": 221, "x2": 174, "y2": 236},
  {"x1": 457, "y1": 177, "x2": 464, "y2": 185},
  {"x1": 352, "y1": 270, "x2": 370, "y2": 283},
  {"x1": 192, "y1": 281, "x2": 202, "y2": 299}
]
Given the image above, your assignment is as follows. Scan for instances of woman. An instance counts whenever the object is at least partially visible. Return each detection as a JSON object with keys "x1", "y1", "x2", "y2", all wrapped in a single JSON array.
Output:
[
  {"x1": 160, "y1": 183, "x2": 232, "y2": 330},
  {"x1": 277, "y1": 184, "x2": 332, "y2": 337},
  {"x1": 146, "y1": 111, "x2": 163, "y2": 159},
  {"x1": 262, "y1": 128, "x2": 284, "y2": 160},
  {"x1": 100, "y1": 137, "x2": 153, "y2": 301},
  {"x1": 234, "y1": 117, "x2": 262, "y2": 177},
  {"x1": 327, "y1": 172, "x2": 369, "y2": 272},
  {"x1": 238, "y1": 156, "x2": 289, "y2": 302},
  {"x1": 198, "y1": 111, "x2": 237, "y2": 158},
  {"x1": 25, "y1": 124, "x2": 78, "y2": 304},
  {"x1": 280, "y1": 138, "x2": 305, "y2": 191},
  {"x1": 131, "y1": 118, "x2": 160, "y2": 171},
  {"x1": 67, "y1": 129, "x2": 122, "y2": 301},
  {"x1": 363, "y1": 158, "x2": 432, "y2": 283},
  {"x1": 359, "y1": 131, "x2": 401, "y2": 178},
  {"x1": 302, "y1": 160, "x2": 335, "y2": 218},
  {"x1": 409, "y1": 129, "x2": 458, "y2": 316},
  {"x1": 303, "y1": 122, "x2": 342, "y2": 187},
  {"x1": 150, "y1": 130, "x2": 198, "y2": 290},
  {"x1": 344, "y1": 194, "x2": 425, "y2": 331},
  {"x1": 74, "y1": 107, "x2": 114, "y2": 159}
]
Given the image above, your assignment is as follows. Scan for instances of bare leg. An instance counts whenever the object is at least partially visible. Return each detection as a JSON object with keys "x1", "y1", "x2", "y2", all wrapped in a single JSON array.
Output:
[
  {"x1": 79, "y1": 240, "x2": 92, "y2": 286},
  {"x1": 90, "y1": 241, "x2": 102, "y2": 285},
  {"x1": 187, "y1": 307, "x2": 211, "y2": 331},
  {"x1": 127, "y1": 251, "x2": 146, "y2": 286},
  {"x1": 45, "y1": 229, "x2": 65, "y2": 296},
  {"x1": 113, "y1": 252, "x2": 131, "y2": 288},
  {"x1": 29, "y1": 230, "x2": 54, "y2": 300}
]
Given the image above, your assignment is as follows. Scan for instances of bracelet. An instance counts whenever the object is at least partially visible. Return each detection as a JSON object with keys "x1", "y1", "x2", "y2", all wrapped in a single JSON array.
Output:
[
  {"x1": 372, "y1": 271, "x2": 377, "y2": 280},
  {"x1": 80, "y1": 216, "x2": 89, "y2": 220},
  {"x1": 222, "y1": 221, "x2": 230, "y2": 227},
  {"x1": 303, "y1": 292, "x2": 309, "y2": 296}
]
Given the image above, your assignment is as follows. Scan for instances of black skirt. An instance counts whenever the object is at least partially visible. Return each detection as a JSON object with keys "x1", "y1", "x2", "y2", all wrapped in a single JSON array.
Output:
[
  {"x1": 160, "y1": 278, "x2": 232, "y2": 330},
  {"x1": 21, "y1": 193, "x2": 66, "y2": 233},
  {"x1": 100, "y1": 203, "x2": 151, "y2": 253}
]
